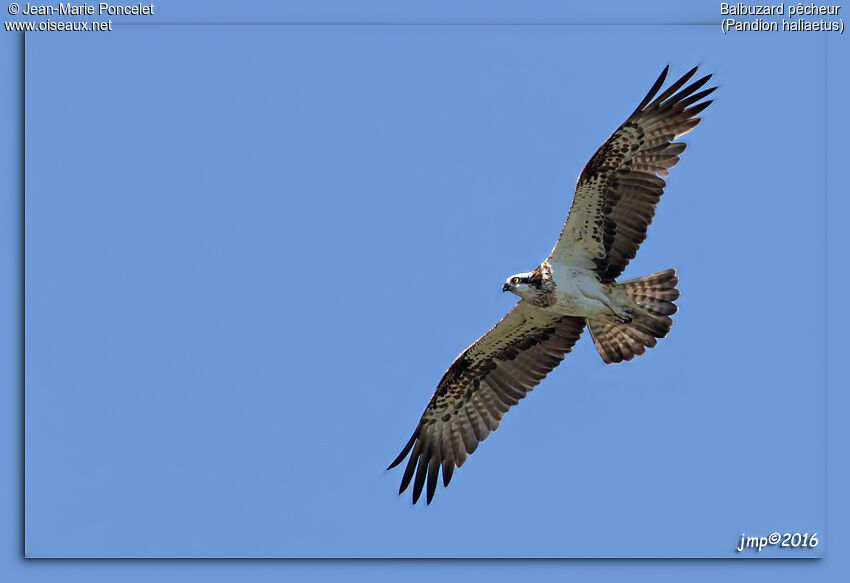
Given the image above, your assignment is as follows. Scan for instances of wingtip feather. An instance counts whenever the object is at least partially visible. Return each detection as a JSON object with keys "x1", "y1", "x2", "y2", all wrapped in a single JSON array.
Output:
[
  {"x1": 387, "y1": 431, "x2": 418, "y2": 470},
  {"x1": 631, "y1": 66, "x2": 670, "y2": 115}
]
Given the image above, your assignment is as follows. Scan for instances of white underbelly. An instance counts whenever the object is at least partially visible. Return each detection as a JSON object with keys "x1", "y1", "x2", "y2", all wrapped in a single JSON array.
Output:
[{"x1": 548, "y1": 262, "x2": 613, "y2": 319}]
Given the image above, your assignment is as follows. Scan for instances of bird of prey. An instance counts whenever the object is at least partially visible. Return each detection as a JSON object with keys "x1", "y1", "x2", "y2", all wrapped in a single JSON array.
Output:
[{"x1": 388, "y1": 66, "x2": 715, "y2": 504}]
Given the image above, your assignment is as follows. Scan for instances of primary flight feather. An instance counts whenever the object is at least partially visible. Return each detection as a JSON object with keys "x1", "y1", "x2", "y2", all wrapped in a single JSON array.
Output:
[{"x1": 388, "y1": 66, "x2": 715, "y2": 505}]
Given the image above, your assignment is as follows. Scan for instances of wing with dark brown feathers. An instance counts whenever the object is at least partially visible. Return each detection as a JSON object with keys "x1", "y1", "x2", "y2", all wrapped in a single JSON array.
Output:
[
  {"x1": 549, "y1": 66, "x2": 715, "y2": 283},
  {"x1": 387, "y1": 302, "x2": 585, "y2": 504}
]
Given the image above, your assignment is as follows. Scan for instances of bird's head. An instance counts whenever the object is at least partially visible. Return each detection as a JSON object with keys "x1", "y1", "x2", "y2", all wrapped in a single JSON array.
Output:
[{"x1": 502, "y1": 272, "x2": 535, "y2": 299}]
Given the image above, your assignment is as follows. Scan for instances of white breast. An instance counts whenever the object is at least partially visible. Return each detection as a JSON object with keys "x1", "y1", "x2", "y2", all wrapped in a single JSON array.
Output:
[{"x1": 548, "y1": 260, "x2": 612, "y2": 319}]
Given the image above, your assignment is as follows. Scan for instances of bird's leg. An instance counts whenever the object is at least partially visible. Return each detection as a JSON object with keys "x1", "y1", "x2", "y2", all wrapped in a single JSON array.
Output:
[
  {"x1": 576, "y1": 278, "x2": 633, "y2": 323},
  {"x1": 610, "y1": 305, "x2": 633, "y2": 324},
  {"x1": 599, "y1": 291, "x2": 633, "y2": 323}
]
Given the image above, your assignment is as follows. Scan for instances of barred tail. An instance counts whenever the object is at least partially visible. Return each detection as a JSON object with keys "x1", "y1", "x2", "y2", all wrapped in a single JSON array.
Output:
[{"x1": 588, "y1": 269, "x2": 680, "y2": 364}]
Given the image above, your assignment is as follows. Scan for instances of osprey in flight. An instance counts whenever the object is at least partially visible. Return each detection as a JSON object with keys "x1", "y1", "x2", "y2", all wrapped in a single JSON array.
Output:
[{"x1": 388, "y1": 66, "x2": 715, "y2": 504}]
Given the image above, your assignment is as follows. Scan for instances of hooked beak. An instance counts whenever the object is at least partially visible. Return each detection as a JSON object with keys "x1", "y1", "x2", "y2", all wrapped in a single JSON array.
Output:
[{"x1": 502, "y1": 283, "x2": 511, "y2": 292}]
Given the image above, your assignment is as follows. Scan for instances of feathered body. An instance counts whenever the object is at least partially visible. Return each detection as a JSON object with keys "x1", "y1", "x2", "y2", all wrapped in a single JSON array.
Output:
[{"x1": 388, "y1": 66, "x2": 715, "y2": 504}]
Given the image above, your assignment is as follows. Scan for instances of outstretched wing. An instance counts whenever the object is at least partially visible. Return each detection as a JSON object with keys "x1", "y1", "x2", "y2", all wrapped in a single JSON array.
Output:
[
  {"x1": 387, "y1": 302, "x2": 586, "y2": 504},
  {"x1": 550, "y1": 66, "x2": 716, "y2": 283}
]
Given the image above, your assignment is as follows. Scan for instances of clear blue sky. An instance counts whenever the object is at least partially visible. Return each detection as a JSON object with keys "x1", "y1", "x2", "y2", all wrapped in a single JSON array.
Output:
[{"x1": 3, "y1": 0, "x2": 850, "y2": 581}]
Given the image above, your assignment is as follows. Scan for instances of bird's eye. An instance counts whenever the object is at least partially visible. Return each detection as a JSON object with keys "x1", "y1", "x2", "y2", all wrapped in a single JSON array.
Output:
[{"x1": 512, "y1": 277, "x2": 520, "y2": 284}]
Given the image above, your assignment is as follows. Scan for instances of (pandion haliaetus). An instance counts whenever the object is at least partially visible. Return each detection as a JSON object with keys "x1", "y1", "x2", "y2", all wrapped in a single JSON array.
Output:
[{"x1": 388, "y1": 66, "x2": 715, "y2": 504}]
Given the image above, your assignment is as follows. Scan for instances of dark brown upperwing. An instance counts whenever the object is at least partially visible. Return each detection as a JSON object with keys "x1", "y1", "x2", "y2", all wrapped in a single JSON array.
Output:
[
  {"x1": 550, "y1": 66, "x2": 715, "y2": 282},
  {"x1": 387, "y1": 302, "x2": 585, "y2": 504}
]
